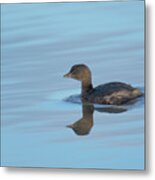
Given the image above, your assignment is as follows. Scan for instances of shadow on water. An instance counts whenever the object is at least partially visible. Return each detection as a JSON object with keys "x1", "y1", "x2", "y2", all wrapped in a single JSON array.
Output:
[
  {"x1": 66, "y1": 103, "x2": 127, "y2": 136},
  {"x1": 66, "y1": 104, "x2": 94, "y2": 136}
]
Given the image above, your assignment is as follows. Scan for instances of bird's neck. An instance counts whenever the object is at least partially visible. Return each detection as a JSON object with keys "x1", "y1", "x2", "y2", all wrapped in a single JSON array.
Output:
[{"x1": 81, "y1": 79, "x2": 93, "y2": 98}]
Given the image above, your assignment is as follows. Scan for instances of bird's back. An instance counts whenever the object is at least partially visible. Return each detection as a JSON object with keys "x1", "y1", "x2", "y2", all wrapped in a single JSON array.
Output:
[
  {"x1": 93, "y1": 82, "x2": 133, "y2": 95},
  {"x1": 87, "y1": 82, "x2": 142, "y2": 105}
]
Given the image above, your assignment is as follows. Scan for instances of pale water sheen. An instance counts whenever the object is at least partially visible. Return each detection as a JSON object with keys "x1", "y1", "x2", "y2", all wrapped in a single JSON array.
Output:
[{"x1": 1, "y1": 1, "x2": 144, "y2": 169}]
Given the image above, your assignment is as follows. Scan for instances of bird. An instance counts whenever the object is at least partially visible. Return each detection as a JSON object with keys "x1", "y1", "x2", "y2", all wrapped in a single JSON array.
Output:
[{"x1": 64, "y1": 64, "x2": 143, "y2": 105}]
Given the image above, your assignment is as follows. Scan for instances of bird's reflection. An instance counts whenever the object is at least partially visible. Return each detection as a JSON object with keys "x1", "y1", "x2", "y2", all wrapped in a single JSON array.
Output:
[
  {"x1": 67, "y1": 104, "x2": 94, "y2": 135},
  {"x1": 66, "y1": 103, "x2": 127, "y2": 136}
]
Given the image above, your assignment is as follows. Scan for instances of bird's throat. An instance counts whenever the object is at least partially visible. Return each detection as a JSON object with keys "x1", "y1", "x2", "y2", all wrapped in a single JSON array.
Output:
[{"x1": 81, "y1": 82, "x2": 93, "y2": 98}]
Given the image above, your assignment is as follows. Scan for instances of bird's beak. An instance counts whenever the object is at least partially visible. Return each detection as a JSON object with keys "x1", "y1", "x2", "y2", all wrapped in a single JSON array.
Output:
[
  {"x1": 63, "y1": 72, "x2": 72, "y2": 78},
  {"x1": 66, "y1": 124, "x2": 73, "y2": 128}
]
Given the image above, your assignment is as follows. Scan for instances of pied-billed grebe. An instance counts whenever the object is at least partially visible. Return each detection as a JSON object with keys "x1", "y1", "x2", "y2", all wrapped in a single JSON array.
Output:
[{"x1": 64, "y1": 64, "x2": 143, "y2": 105}]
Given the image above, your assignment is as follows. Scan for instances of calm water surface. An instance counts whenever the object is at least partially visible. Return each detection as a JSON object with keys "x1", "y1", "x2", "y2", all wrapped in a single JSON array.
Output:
[{"x1": 1, "y1": 1, "x2": 144, "y2": 169}]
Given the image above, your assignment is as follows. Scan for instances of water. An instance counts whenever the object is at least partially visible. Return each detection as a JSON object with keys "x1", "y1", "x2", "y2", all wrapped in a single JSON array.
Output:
[{"x1": 1, "y1": 1, "x2": 144, "y2": 170}]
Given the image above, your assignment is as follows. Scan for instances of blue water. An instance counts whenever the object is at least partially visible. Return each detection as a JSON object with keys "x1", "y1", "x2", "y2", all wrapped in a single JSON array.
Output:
[{"x1": 1, "y1": 1, "x2": 144, "y2": 170}]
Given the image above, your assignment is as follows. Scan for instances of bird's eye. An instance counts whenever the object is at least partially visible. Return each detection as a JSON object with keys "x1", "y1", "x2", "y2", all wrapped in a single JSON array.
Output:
[
  {"x1": 70, "y1": 66, "x2": 81, "y2": 74},
  {"x1": 71, "y1": 70, "x2": 76, "y2": 74},
  {"x1": 70, "y1": 67, "x2": 75, "y2": 73},
  {"x1": 73, "y1": 68, "x2": 80, "y2": 74}
]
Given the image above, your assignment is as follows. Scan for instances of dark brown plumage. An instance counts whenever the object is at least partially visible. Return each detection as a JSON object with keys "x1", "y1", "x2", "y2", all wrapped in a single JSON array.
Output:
[
  {"x1": 67, "y1": 104, "x2": 94, "y2": 135},
  {"x1": 64, "y1": 64, "x2": 142, "y2": 105}
]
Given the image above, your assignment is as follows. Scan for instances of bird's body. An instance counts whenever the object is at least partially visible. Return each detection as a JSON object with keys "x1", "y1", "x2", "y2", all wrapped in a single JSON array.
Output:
[
  {"x1": 82, "y1": 82, "x2": 142, "y2": 105},
  {"x1": 64, "y1": 64, "x2": 142, "y2": 105}
]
